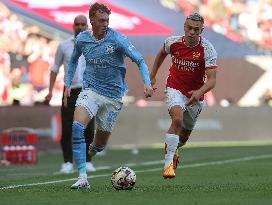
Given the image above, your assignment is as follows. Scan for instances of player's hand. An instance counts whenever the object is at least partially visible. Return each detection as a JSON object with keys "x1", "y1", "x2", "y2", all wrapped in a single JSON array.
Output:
[
  {"x1": 144, "y1": 85, "x2": 154, "y2": 98},
  {"x1": 150, "y1": 76, "x2": 156, "y2": 87},
  {"x1": 150, "y1": 75, "x2": 158, "y2": 92},
  {"x1": 186, "y1": 90, "x2": 202, "y2": 106},
  {"x1": 45, "y1": 91, "x2": 52, "y2": 104},
  {"x1": 63, "y1": 87, "x2": 71, "y2": 107}
]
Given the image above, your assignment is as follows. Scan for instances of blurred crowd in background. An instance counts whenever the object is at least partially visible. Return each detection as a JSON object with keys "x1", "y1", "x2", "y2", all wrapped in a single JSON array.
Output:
[
  {"x1": 162, "y1": 0, "x2": 272, "y2": 52},
  {"x1": 1, "y1": 1, "x2": 272, "y2": 107},
  {"x1": 0, "y1": 3, "x2": 63, "y2": 106}
]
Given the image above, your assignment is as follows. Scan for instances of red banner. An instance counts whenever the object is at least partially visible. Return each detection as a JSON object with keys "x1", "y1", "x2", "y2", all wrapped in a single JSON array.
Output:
[{"x1": 7, "y1": 0, "x2": 173, "y2": 35}]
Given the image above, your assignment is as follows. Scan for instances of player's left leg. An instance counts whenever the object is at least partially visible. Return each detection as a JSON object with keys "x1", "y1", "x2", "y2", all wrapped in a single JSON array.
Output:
[
  {"x1": 173, "y1": 102, "x2": 204, "y2": 170},
  {"x1": 88, "y1": 129, "x2": 110, "y2": 158},
  {"x1": 173, "y1": 129, "x2": 191, "y2": 169},
  {"x1": 88, "y1": 95, "x2": 123, "y2": 159}
]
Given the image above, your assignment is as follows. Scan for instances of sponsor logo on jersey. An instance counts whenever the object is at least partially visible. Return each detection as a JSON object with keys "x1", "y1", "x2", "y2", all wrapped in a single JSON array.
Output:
[
  {"x1": 172, "y1": 57, "x2": 200, "y2": 72},
  {"x1": 86, "y1": 58, "x2": 109, "y2": 68},
  {"x1": 81, "y1": 94, "x2": 88, "y2": 100}
]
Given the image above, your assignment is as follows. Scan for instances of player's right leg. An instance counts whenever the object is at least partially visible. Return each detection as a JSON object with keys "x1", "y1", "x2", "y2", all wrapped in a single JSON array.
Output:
[
  {"x1": 71, "y1": 174, "x2": 90, "y2": 189},
  {"x1": 164, "y1": 88, "x2": 187, "y2": 178},
  {"x1": 163, "y1": 106, "x2": 184, "y2": 178},
  {"x1": 70, "y1": 89, "x2": 99, "y2": 189},
  {"x1": 70, "y1": 106, "x2": 91, "y2": 189}
]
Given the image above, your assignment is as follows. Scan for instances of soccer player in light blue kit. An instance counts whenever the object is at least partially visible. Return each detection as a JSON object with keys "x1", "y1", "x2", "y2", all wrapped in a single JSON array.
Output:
[{"x1": 64, "y1": 3, "x2": 154, "y2": 189}]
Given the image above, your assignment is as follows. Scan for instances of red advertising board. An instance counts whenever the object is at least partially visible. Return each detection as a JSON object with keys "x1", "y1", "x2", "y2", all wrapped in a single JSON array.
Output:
[{"x1": 7, "y1": 0, "x2": 173, "y2": 35}]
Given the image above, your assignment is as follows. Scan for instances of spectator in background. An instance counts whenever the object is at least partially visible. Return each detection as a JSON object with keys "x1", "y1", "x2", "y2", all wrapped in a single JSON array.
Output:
[
  {"x1": 163, "y1": 0, "x2": 272, "y2": 52},
  {"x1": 150, "y1": 13, "x2": 218, "y2": 179},
  {"x1": 10, "y1": 68, "x2": 33, "y2": 105},
  {"x1": 0, "y1": 2, "x2": 61, "y2": 105},
  {"x1": 0, "y1": 51, "x2": 11, "y2": 105},
  {"x1": 45, "y1": 15, "x2": 96, "y2": 174},
  {"x1": 28, "y1": 54, "x2": 50, "y2": 92}
]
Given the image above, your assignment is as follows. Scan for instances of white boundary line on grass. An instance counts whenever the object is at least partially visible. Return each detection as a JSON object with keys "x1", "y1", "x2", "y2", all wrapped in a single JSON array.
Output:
[{"x1": 1, "y1": 154, "x2": 272, "y2": 190}]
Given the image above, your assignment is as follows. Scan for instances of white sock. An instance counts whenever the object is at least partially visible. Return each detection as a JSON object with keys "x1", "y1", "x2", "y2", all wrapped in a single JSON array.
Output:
[{"x1": 164, "y1": 133, "x2": 179, "y2": 168}]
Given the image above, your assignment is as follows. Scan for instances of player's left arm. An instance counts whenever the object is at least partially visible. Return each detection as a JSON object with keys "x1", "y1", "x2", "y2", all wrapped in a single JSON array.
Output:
[
  {"x1": 187, "y1": 40, "x2": 218, "y2": 106},
  {"x1": 119, "y1": 35, "x2": 154, "y2": 98},
  {"x1": 187, "y1": 68, "x2": 217, "y2": 106}
]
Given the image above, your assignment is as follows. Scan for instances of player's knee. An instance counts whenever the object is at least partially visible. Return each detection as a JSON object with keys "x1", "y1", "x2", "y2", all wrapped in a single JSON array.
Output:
[
  {"x1": 171, "y1": 117, "x2": 182, "y2": 129},
  {"x1": 180, "y1": 129, "x2": 191, "y2": 142}
]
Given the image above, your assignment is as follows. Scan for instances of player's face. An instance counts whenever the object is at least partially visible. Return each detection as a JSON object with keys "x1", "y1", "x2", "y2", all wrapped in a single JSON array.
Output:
[
  {"x1": 91, "y1": 10, "x2": 109, "y2": 39},
  {"x1": 184, "y1": 19, "x2": 203, "y2": 46},
  {"x1": 73, "y1": 17, "x2": 88, "y2": 37}
]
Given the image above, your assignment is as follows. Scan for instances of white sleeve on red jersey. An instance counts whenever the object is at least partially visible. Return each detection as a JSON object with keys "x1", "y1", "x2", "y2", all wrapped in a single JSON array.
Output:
[
  {"x1": 164, "y1": 36, "x2": 182, "y2": 54},
  {"x1": 202, "y1": 38, "x2": 218, "y2": 69}
]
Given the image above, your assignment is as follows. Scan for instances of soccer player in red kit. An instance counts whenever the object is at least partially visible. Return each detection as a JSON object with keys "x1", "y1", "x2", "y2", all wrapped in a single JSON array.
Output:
[{"x1": 150, "y1": 13, "x2": 218, "y2": 178}]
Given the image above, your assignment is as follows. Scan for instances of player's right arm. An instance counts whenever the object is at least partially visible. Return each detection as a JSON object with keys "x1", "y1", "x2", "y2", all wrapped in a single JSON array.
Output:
[
  {"x1": 65, "y1": 42, "x2": 81, "y2": 87},
  {"x1": 45, "y1": 43, "x2": 64, "y2": 103},
  {"x1": 150, "y1": 46, "x2": 168, "y2": 87},
  {"x1": 64, "y1": 40, "x2": 82, "y2": 107}
]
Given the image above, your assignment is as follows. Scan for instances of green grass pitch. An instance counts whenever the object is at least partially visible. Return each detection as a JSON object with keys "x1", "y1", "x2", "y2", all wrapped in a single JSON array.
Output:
[{"x1": 1, "y1": 142, "x2": 272, "y2": 205}]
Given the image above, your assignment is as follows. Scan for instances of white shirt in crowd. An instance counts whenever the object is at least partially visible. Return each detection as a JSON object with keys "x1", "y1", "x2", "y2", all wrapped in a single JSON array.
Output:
[{"x1": 51, "y1": 37, "x2": 86, "y2": 89}]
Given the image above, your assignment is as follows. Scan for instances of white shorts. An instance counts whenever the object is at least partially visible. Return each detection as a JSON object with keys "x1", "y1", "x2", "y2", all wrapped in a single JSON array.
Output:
[
  {"x1": 76, "y1": 89, "x2": 123, "y2": 132},
  {"x1": 166, "y1": 87, "x2": 205, "y2": 130}
]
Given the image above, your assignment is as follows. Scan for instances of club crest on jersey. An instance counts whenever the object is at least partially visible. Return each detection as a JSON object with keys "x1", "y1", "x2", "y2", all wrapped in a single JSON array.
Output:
[
  {"x1": 105, "y1": 45, "x2": 114, "y2": 54},
  {"x1": 81, "y1": 94, "x2": 88, "y2": 100},
  {"x1": 193, "y1": 51, "x2": 201, "y2": 60},
  {"x1": 174, "y1": 51, "x2": 181, "y2": 55}
]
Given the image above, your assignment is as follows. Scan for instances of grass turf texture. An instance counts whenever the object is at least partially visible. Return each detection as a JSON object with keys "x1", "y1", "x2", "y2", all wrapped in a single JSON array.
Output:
[{"x1": 0, "y1": 142, "x2": 272, "y2": 205}]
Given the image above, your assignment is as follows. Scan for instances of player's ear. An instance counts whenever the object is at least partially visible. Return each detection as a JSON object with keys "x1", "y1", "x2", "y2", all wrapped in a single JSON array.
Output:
[{"x1": 200, "y1": 27, "x2": 204, "y2": 34}]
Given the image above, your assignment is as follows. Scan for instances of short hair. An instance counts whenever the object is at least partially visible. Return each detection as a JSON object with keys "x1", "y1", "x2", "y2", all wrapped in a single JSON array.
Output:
[
  {"x1": 186, "y1": 12, "x2": 204, "y2": 24},
  {"x1": 89, "y1": 3, "x2": 111, "y2": 19}
]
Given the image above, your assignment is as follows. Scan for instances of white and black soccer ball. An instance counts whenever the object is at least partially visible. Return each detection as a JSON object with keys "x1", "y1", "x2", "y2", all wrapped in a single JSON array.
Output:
[{"x1": 111, "y1": 166, "x2": 136, "y2": 190}]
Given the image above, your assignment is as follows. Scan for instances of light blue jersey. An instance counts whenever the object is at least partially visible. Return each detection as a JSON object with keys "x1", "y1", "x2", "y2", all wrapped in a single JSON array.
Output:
[{"x1": 66, "y1": 28, "x2": 151, "y2": 99}]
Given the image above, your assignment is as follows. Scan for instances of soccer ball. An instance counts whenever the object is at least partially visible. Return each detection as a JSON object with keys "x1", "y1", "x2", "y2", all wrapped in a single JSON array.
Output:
[{"x1": 111, "y1": 166, "x2": 136, "y2": 190}]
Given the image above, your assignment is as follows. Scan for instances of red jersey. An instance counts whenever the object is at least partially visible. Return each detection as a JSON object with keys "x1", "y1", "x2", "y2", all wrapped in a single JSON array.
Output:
[{"x1": 165, "y1": 36, "x2": 217, "y2": 100}]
